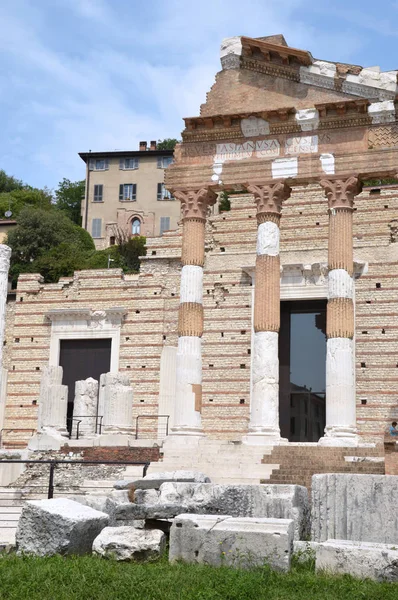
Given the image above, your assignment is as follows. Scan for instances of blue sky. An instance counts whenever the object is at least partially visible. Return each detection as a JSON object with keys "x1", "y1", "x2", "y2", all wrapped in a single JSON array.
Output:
[{"x1": 1, "y1": 0, "x2": 398, "y2": 191}]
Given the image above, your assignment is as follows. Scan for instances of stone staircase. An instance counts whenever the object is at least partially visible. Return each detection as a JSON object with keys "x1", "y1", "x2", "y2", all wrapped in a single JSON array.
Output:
[
  {"x1": 144, "y1": 439, "x2": 278, "y2": 484},
  {"x1": 261, "y1": 444, "x2": 385, "y2": 491}
]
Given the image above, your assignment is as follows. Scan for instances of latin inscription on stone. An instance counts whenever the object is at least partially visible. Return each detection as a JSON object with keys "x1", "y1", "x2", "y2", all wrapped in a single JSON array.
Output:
[
  {"x1": 215, "y1": 139, "x2": 280, "y2": 163},
  {"x1": 241, "y1": 116, "x2": 270, "y2": 137},
  {"x1": 256, "y1": 139, "x2": 280, "y2": 158},
  {"x1": 285, "y1": 135, "x2": 318, "y2": 155}
]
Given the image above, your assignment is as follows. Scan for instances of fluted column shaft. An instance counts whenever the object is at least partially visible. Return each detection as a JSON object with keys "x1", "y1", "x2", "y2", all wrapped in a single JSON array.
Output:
[
  {"x1": 171, "y1": 188, "x2": 216, "y2": 436},
  {"x1": 320, "y1": 176, "x2": 361, "y2": 446},
  {"x1": 244, "y1": 182, "x2": 291, "y2": 445}
]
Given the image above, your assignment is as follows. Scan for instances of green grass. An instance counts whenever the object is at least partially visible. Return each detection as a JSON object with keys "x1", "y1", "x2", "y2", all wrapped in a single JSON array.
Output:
[{"x1": 0, "y1": 553, "x2": 397, "y2": 600}]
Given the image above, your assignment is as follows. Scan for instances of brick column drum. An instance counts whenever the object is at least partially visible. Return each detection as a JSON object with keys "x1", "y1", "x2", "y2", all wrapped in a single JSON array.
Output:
[
  {"x1": 170, "y1": 188, "x2": 216, "y2": 436},
  {"x1": 243, "y1": 182, "x2": 291, "y2": 445},
  {"x1": 319, "y1": 176, "x2": 362, "y2": 446}
]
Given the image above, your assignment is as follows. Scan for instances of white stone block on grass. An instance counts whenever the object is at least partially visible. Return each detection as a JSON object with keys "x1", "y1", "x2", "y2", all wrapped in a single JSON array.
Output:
[
  {"x1": 316, "y1": 539, "x2": 398, "y2": 582},
  {"x1": 16, "y1": 498, "x2": 109, "y2": 556},
  {"x1": 312, "y1": 474, "x2": 398, "y2": 543},
  {"x1": 93, "y1": 526, "x2": 165, "y2": 561},
  {"x1": 170, "y1": 514, "x2": 294, "y2": 571}
]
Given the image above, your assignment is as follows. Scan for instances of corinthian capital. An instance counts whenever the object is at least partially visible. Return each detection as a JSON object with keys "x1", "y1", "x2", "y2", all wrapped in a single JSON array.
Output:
[
  {"x1": 173, "y1": 188, "x2": 217, "y2": 221},
  {"x1": 320, "y1": 176, "x2": 362, "y2": 210},
  {"x1": 247, "y1": 181, "x2": 291, "y2": 223}
]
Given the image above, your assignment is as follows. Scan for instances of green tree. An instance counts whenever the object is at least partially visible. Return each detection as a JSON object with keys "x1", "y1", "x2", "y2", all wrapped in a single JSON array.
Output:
[
  {"x1": 0, "y1": 170, "x2": 24, "y2": 193},
  {"x1": 7, "y1": 207, "x2": 95, "y2": 285},
  {"x1": 0, "y1": 187, "x2": 53, "y2": 220},
  {"x1": 55, "y1": 178, "x2": 85, "y2": 225},
  {"x1": 219, "y1": 191, "x2": 231, "y2": 212},
  {"x1": 157, "y1": 138, "x2": 179, "y2": 150}
]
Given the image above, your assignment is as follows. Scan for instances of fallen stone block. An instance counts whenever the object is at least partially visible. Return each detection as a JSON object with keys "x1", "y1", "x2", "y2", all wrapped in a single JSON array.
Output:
[
  {"x1": 114, "y1": 471, "x2": 211, "y2": 492},
  {"x1": 93, "y1": 526, "x2": 165, "y2": 561},
  {"x1": 16, "y1": 498, "x2": 109, "y2": 556},
  {"x1": 114, "y1": 483, "x2": 309, "y2": 540},
  {"x1": 169, "y1": 514, "x2": 293, "y2": 571},
  {"x1": 312, "y1": 474, "x2": 398, "y2": 543},
  {"x1": 316, "y1": 539, "x2": 398, "y2": 582},
  {"x1": 67, "y1": 494, "x2": 109, "y2": 514}
]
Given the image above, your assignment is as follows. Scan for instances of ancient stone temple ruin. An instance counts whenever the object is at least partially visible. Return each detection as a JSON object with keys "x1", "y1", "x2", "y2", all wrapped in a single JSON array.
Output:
[{"x1": 1, "y1": 35, "x2": 398, "y2": 479}]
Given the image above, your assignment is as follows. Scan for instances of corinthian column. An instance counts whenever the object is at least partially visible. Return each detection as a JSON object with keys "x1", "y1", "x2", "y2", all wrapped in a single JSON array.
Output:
[
  {"x1": 170, "y1": 188, "x2": 217, "y2": 436},
  {"x1": 243, "y1": 182, "x2": 291, "y2": 445},
  {"x1": 319, "y1": 176, "x2": 361, "y2": 446}
]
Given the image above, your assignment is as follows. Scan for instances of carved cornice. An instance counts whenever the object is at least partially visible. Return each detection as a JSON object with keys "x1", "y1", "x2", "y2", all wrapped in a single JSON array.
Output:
[
  {"x1": 173, "y1": 188, "x2": 218, "y2": 222},
  {"x1": 241, "y1": 36, "x2": 313, "y2": 67},
  {"x1": 46, "y1": 308, "x2": 127, "y2": 326},
  {"x1": 320, "y1": 177, "x2": 362, "y2": 210},
  {"x1": 247, "y1": 181, "x2": 292, "y2": 223}
]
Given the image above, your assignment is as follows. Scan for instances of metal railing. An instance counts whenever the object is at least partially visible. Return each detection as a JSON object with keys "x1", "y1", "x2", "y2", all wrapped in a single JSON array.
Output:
[
  {"x1": 135, "y1": 415, "x2": 169, "y2": 440},
  {"x1": 67, "y1": 416, "x2": 104, "y2": 439},
  {"x1": 0, "y1": 459, "x2": 149, "y2": 500}
]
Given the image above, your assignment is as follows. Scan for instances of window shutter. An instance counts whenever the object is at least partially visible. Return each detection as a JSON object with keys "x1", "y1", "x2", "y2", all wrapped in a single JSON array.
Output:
[
  {"x1": 132, "y1": 184, "x2": 137, "y2": 200},
  {"x1": 92, "y1": 218, "x2": 102, "y2": 238},
  {"x1": 89, "y1": 159, "x2": 95, "y2": 171},
  {"x1": 104, "y1": 158, "x2": 109, "y2": 170},
  {"x1": 157, "y1": 183, "x2": 162, "y2": 200},
  {"x1": 160, "y1": 216, "x2": 170, "y2": 236},
  {"x1": 119, "y1": 158, "x2": 124, "y2": 170},
  {"x1": 157, "y1": 156, "x2": 162, "y2": 169},
  {"x1": 119, "y1": 184, "x2": 124, "y2": 201}
]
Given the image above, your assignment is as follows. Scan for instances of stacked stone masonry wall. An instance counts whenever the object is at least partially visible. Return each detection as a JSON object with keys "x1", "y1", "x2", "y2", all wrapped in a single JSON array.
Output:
[{"x1": 3, "y1": 184, "x2": 398, "y2": 445}]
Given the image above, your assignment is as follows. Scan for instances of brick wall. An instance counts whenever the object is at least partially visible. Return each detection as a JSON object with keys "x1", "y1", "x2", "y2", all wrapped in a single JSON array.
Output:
[{"x1": 3, "y1": 183, "x2": 398, "y2": 446}]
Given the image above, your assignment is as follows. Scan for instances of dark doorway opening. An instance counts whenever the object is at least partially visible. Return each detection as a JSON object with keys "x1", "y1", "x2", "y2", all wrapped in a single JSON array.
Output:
[
  {"x1": 279, "y1": 300, "x2": 326, "y2": 442},
  {"x1": 59, "y1": 338, "x2": 112, "y2": 432}
]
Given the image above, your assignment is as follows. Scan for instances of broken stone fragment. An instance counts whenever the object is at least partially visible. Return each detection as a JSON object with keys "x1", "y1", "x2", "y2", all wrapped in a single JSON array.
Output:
[{"x1": 92, "y1": 526, "x2": 166, "y2": 561}]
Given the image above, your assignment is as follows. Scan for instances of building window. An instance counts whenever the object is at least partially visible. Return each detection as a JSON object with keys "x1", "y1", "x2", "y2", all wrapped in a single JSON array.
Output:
[
  {"x1": 119, "y1": 183, "x2": 137, "y2": 201},
  {"x1": 157, "y1": 156, "x2": 173, "y2": 169},
  {"x1": 109, "y1": 236, "x2": 115, "y2": 246},
  {"x1": 92, "y1": 218, "x2": 102, "y2": 238},
  {"x1": 131, "y1": 218, "x2": 141, "y2": 235},
  {"x1": 93, "y1": 184, "x2": 103, "y2": 202},
  {"x1": 120, "y1": 157, "x2": 139, "y2": 170},
  {"x1": 157, "y1": 183, "x2": 173, "y2": 200},
  {"x1": 89, "y1": 158, "x2": 109, "y2": 171},
  {"x1": 160, "y1": 216, "x2": 170, "y2": 236}
]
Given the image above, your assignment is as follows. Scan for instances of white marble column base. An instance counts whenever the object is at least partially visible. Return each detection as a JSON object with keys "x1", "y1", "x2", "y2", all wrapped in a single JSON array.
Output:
[{"x1": 318, "y1": 426, "x2": 359, "y2": 447}]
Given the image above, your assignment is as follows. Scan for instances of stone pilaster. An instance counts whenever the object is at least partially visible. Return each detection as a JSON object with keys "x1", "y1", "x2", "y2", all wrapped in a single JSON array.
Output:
[
  {"x1": 0, "y1": 246, "x2": 10, "y2": 397},
  {"x1": 319, "y1": 176, "x2": 361, "y2": 446},
  {"x1": 243, "y1": 181, "x2": 291, "y2": 445},
  {"x1": 170, "y1": 188, "x2": 217, "y2": 436}
]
